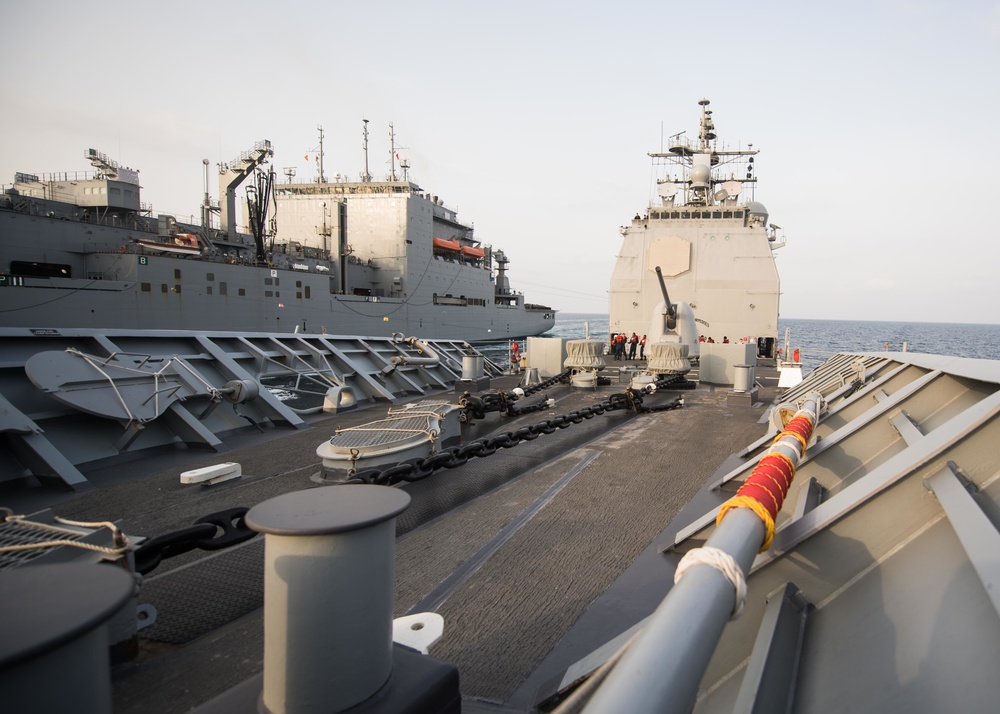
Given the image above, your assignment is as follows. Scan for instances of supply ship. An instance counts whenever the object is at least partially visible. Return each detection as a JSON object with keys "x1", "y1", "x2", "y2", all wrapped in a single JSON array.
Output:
[{"x1": 0, "y1": 131, "x2": 554, "y2": 341}]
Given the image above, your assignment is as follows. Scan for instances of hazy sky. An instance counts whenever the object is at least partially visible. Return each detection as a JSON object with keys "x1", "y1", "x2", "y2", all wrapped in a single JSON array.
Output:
[{"x1": 4, "y1": 1, "x2": 999, "y2": 323}]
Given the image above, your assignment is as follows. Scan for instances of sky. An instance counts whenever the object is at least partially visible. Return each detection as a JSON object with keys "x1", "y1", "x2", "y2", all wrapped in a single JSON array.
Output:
[{"x1": 3, "y1": 1, "x2": 999, "y2": 324}]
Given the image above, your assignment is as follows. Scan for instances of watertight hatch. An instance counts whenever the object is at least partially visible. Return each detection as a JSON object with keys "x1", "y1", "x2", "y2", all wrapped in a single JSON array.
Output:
[
  {"x1": 326, "y1": 414, "x2": 443, "y2": 451},
  {"x1": 317, "y1": 400, "x2": 462, "y2": 477}
]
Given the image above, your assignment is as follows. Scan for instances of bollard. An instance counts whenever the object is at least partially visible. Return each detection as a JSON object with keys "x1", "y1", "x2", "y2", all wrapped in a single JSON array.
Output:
[
  {"x1": 461, "y1": 353, "x2": 484, "y2": 380},
  {"x1": 246, "y1": 485, "x2": 411, "y2": 714},
  {"x1": 0, "y1": 563, "x2": 134, "y2": 714},
  {"x1": 733, "y1": 364, "x2": 752, "y2": 392}
]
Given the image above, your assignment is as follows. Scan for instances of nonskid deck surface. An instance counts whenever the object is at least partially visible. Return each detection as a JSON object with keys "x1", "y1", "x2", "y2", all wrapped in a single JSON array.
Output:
[{"x1": 6, "y1": 366, "x2": 779, "y2": 714}]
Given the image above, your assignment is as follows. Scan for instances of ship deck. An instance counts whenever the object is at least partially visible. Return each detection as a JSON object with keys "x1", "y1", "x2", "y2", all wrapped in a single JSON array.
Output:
[{"x1": 1, "y1": 359, "x2": 781, "y2": 713}]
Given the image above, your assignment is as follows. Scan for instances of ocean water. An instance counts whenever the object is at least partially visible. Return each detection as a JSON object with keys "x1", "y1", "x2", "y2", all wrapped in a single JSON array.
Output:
[
  {"x1": 482, "y1": 313, "x2": 1000, "y2": 371},
  {"x1": 778, "y1": 318, "x2": 1000, "y2": 370}
]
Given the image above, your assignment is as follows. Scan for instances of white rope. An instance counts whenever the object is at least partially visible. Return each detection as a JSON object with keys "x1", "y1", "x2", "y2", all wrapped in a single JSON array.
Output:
[
  {"x1": 169, "y1": 357, "x2": 223, "y2": 400},
  {"x1": 674, "y1": 546, "x2": 747, "y2": 620},
  {"x1": 66, "y1": 348, "x2": 184, "y2": 425},
  {"x1": 0, "y1": 514, "x2": 129, "y2": 557},
  {"x1": 67, "y1": 348, "x2": 137, "y2": 423}
]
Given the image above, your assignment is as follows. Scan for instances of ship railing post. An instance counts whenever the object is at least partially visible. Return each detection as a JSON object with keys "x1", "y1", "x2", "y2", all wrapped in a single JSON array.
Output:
[{"x1": 246, "y1": 484, "x2": 411, "y2": 714}]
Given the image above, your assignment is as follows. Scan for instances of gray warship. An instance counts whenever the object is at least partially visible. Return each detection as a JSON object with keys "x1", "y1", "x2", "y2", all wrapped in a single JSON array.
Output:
[
  {"x1": 2, "y1": 102, "x2": 999, "y2": 714},
  {"x1": 610, "y1": 98, "x2": 782, "y2": 364},
  {"x1": 0, "y1": 128, "x2": 554, "y2": 341}
]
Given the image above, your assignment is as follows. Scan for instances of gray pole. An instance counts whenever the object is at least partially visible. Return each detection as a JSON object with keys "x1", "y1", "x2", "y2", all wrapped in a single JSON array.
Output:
[
  {"x1": 246, "y1": 484, "x2": 410, "y2": 714},
  {"x1": 581, "y1": 508, "x2": 765, "y2": 714}
]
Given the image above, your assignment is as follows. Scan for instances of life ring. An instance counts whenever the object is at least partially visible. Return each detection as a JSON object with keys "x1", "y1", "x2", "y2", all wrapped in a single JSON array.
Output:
[{"x1": 119, "y1": 245, "x2": 127, "y2": 253}]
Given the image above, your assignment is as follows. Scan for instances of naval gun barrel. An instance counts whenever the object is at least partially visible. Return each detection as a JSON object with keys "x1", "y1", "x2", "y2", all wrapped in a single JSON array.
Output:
[{"x1": 655, "y1": 266, "x2": 677, "y2": 329}]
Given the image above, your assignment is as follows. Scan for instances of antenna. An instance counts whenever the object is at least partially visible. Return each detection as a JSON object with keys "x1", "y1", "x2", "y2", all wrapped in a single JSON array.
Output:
[
  {"x1": 315, "y1": 126, "x2": 327, "y2": 183},
  {"x1": 362, "y1": 119, "x2": 371, "y2": 182},
  {"x1": 389, "y1": 123, "x2": 397, "y2": 181},
  {"x1": 283, "y1": 166, "x2": 296, "y2": 183},
  {"x1": 202, "y1": 159, "x2": 211, "y2": 228}
]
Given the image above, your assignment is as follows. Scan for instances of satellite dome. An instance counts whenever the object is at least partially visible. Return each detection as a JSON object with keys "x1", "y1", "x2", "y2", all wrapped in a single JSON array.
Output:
[
  {"x1": 690, "y1": 164, "x2": 711, "y2": 188},
  {"x1": 747, "y1": 201, "x2": 768, "y2": 224}
]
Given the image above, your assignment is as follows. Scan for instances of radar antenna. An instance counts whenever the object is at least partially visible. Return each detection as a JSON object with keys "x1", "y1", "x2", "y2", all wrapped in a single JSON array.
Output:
[{"x1": 84, "y1": 148, "x2": 139, "y2": 184}]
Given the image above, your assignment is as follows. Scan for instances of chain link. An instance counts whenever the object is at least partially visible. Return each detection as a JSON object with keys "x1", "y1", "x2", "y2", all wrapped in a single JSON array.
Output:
[
  {"x1": 348, "y1": 374, "x2": 690, "y2": 486},
  {"x1": 134, "y1": 507, "x2": 255, "y2": 575}
]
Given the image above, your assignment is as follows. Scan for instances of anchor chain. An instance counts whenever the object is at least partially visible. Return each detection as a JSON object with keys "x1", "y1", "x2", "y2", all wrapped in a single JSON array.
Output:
[
  {"x1": 348, "y1": 374, "x2": 689, "y2": 487},
  {"x1": 130, "y1": 374, "x2": 696, "y2": 573},
  {"x1": 133, "y1": 507, "x2": 256, "y2": 575}
]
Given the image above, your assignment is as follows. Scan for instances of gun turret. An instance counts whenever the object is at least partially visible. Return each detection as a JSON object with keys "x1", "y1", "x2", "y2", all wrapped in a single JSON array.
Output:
[{"x1": 655, "y1": 266, "x2": 677, "y2": 330}]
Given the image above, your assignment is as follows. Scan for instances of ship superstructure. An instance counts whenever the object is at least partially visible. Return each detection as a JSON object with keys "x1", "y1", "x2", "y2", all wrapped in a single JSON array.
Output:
[
  {"x1": 610, "y1": 99, "x2": 783, "y2": 355},
  {"x1": 0, "y1": 130, "x2": 554, "y2": 341}
]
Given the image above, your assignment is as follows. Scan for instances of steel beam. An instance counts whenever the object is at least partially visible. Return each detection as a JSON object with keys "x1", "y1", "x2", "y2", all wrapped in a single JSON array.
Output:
[
  {"x1": 925, "y1": 461, "x2": 1000, "y2": 619},
  {"x1": 733, "y1": 582, "x2": 811, "y2": 714}
]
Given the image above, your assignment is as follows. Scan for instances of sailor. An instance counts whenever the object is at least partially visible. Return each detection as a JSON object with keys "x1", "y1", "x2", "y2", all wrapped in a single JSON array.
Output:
[
  {"x1": 628, "y1": 333, "x2": 638, "y2": 360},
  {"x1": 639, "y1": 335, "x2": 647, "y2": 359},
  {"x1": 511, "y1": 341, "x2": 521, "y2": 373},
  {"x1": 723, "y1": 336, "x2": 730, "y2": 343}
]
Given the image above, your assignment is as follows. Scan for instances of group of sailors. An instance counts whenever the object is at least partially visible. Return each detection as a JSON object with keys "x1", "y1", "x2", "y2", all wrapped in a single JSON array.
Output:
[{"x1": 609, "y1": 332, "x2": 646, "y2": 361}]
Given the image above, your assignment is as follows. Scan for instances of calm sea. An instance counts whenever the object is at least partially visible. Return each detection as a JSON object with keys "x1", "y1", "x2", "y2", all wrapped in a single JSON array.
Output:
[{"x1": 483, "y1": 313, "x2": 1000, "y2": 371}]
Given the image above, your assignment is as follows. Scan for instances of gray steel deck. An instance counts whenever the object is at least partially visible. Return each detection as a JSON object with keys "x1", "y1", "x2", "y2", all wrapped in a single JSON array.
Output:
[{"x1": 5, "y1": 351, "x2": 996, "y2": 713}]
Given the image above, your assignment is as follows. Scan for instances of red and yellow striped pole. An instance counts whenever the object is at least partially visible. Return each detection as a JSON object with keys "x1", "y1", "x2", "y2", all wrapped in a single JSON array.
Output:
[{"x1": 717, "y1": 393, "x2": 822, "y2": 551}]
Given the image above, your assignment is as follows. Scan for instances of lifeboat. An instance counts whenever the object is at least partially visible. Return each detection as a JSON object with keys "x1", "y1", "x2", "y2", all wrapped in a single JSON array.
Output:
[
  {"x1": 135, "y1": 234, "x2": 203, "y2": 256},
  {"x1": 432, "y1": 237, "x2": 461, "y2": 252},
  {"x1": 460, "y1": 245, "x2": 485, "y2": 259}
]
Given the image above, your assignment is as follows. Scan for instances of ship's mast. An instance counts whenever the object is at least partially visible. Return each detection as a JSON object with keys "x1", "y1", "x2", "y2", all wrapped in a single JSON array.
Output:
[
  {"x1": 361, "y1": 119, "x2": 372, "y2": 183},
  {"x1": 389, "y1": 123, "x2": 397, "y2": 182},
  {"x1": 316, "y1": 126, "x2": 327, "y2": 184},
  {"x1": 202, "y1": 159, "x2": 211, "y2": 228},
  {"x1": 648, "y1": 99, "x2": 758, "y2": 208},
  {"x1": 698, "y1": 98, "x2": 716, "y2": 150}
]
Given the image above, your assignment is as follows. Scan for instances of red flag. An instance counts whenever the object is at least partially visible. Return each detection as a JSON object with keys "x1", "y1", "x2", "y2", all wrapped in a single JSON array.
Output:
[{"x1": 304, "y1": 154, "x2": 309, "y2": 161}]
